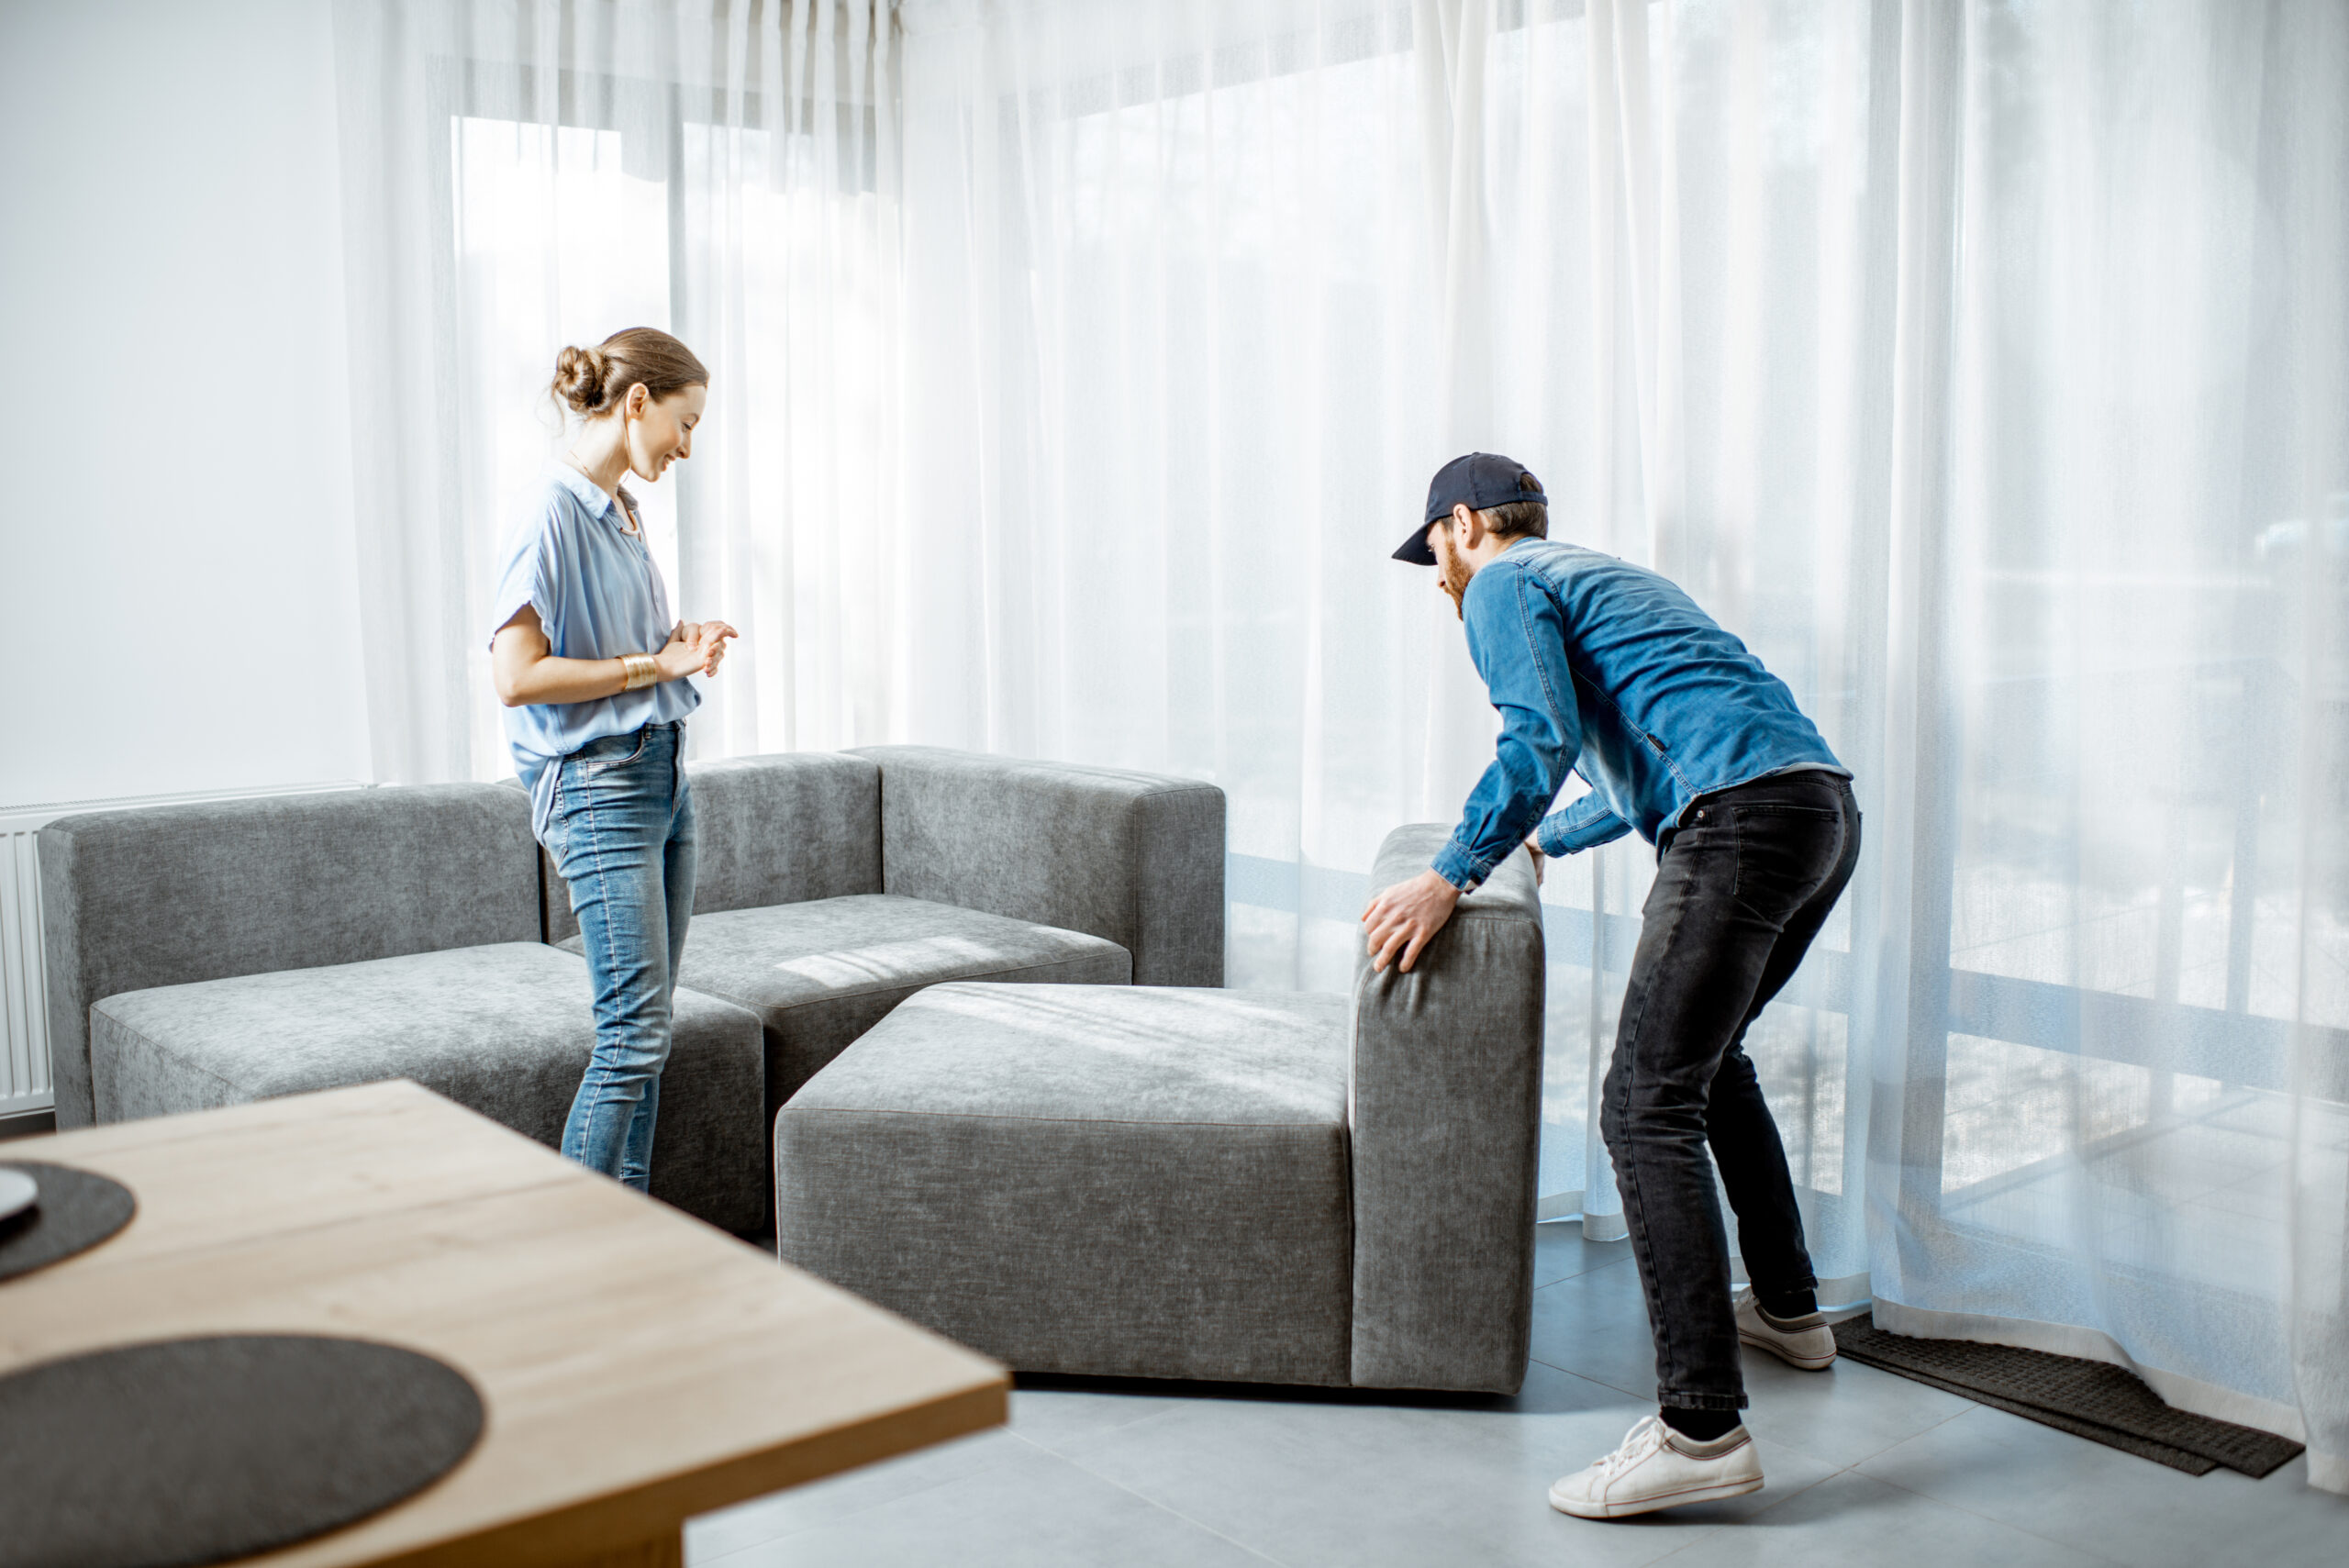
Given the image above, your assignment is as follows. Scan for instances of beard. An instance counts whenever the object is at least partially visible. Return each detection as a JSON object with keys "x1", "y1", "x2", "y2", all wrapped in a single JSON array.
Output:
[{"x1": 1439, "y1": 555, "x2": 1472, "y2": 620}]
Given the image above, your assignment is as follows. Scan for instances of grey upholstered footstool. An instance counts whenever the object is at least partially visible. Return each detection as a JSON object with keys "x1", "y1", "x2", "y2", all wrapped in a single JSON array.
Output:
[{"x1": 775, "y1": 823, "x2": 1547, "y2": 1393}]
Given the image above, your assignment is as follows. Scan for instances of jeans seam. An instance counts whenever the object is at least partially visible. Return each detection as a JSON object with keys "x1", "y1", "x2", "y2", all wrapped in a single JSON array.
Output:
[
  {"x1": 1609, "y1": 939, "x2": 1680, "y2": 1402},
  {"x1": 1728, "y1": 810, "x2": 1742, "y2": 907},
  {"x1": 581, "y1": 764, "x2": 629, "y2": 1160}
]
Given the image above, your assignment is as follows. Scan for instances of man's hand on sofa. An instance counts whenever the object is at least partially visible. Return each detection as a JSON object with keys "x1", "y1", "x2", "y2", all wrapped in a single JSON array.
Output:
[{"x1": 1363, "y1": 869, "x2": 1464, "y2": 974}]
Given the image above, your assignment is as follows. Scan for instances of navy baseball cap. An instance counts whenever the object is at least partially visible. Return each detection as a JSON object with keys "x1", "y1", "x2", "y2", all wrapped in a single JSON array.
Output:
[{"x1": 1393, "y1": 452, "x2": 1548, "y2": 563}]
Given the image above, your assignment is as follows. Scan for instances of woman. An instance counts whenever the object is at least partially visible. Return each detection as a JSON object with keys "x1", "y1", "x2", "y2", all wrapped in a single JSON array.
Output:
[{"x1": 488, "y1": 327, "x2": 736, "y2": 1191}]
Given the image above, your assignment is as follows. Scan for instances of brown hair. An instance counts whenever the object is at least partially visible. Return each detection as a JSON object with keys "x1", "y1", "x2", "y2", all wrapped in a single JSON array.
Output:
[
  {"x1": 549, "y1": 327, "x2": 708, "y2": 417},
  {"x1": 1481, "y1": 469, "x2": 1549, "y2": 540}
]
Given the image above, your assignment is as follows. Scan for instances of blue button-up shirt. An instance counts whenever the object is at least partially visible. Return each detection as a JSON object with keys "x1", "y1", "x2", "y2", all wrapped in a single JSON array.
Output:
[
  {"x1": 488, "y1": 465, "x2": 700, "y2": 842},
  {"x1": 1432, "y1": 539, "x2": 1846, "y2": 890}
]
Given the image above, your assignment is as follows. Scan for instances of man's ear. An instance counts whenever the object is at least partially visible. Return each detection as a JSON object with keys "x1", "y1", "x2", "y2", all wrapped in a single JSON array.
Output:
[{"x1": 1452, "y1": 501, "x2": 1486, "y2": 549}]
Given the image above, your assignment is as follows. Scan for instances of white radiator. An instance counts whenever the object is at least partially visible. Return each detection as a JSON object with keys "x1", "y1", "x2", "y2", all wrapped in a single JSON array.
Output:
[{"x1": 0, "y1": 784, "x2": 364, "y2": 1118}]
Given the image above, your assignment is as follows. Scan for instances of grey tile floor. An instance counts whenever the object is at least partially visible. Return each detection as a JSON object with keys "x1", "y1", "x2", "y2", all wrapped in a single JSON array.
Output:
[{"x1": 686, "y1": 1227, "x2": 2349, "y2": 1567}]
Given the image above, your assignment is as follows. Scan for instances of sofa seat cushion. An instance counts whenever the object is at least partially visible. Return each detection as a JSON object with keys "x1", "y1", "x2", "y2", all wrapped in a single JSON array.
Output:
[
  {"x1": 570, "y1": 895, "x2": 1130, "y2": 1120},
  {"x1": 88, "y1": 943, "x2": 765, "y2": 1234},
  {"x1": 775, "y1": 983, "x2": 1353, "y2": 1385}
]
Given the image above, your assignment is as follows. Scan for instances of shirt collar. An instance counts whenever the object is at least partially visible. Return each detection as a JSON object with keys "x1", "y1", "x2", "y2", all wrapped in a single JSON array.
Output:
[{"x1": 549, "y1": 462, "x2": 637, "y2": 526}]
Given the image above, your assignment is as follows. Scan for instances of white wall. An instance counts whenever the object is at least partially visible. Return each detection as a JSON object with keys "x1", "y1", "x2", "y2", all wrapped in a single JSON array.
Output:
[{"x1": 0, "y1": 0, "x2": 370, "y2": 806}]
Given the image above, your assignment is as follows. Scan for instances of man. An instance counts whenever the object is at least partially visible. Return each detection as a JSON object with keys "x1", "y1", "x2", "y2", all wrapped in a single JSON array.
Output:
[{"x1": 1361, "y1": 452, "x2": 1860, "y2": 1520}]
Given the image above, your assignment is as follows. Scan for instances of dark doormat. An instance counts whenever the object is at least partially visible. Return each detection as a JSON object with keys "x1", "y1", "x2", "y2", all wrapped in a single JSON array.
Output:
[{"x1": 1831, "y1": 1313, "x2": 2302, "y2": 1478}]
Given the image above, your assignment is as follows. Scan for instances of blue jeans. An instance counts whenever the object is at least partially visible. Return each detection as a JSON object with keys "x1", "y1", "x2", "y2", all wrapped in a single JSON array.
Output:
[
  {"x1": 544, "y1": 721, "x2": 695, "y2": 1191},
  {"x1": 1601, "y1": 770, "x2": 1860, "y2": 1411}
]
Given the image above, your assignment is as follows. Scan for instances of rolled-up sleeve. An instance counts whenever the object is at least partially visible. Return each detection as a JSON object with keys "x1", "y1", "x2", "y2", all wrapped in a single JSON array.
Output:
[
  {"x1": 487, "y1": 513, "x2": 559, "y2": 652},
  {"x1": 1432, "y1": 564, "x2": 1583, "y2": 889},
  {"x1": 1537, "y1": 790, "x2": 1632, "y2": 855}
]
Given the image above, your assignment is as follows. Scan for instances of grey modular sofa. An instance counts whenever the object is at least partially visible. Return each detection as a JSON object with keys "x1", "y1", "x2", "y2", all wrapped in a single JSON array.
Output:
[
  {"x1": 39, "y1": 746, "x2": 1225, "y2": 1238},
  {"x1": 553, "y1": 746, "x2": 1227, "y2": 1130},
  {"x1": 774, "y1": 823, "x2": 1545, "y2": 1394},
  {"x1": 37, "y1": 782, "x2": 767, "y2": 1229}
]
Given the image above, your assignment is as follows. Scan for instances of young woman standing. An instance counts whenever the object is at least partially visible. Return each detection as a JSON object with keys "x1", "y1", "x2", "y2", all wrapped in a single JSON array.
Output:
[{"x1": 488, "y1": 327, "x2": 736, "y2": 1192}]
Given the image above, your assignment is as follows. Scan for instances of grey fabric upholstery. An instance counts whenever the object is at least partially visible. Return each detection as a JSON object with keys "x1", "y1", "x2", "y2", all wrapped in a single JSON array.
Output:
[
  {"x1": 851, "y1": 746, "x2": 1225, "y2": 988},
  {"x1": 563, "y1": 894, "x2": 1131, "y2": 1125},
  {"x1": 1349, "y1": 825, "x2": 1547, "y2": 1394},
  {"x1": 89, "y1": 943, "x2": 765, "y2": 1233},
  {"x1": 39, "y1": 784, "x2": 540, "y2": 1129},
  {"x1": 768, "y1": 820, "x2": 1543, "y2": 1392},
  {"x1": 542, "y1": 751, "x2": 883, "y2": 945},
  {"x1": 776, "y1": 984, "x2": 1353, "y2": 1385}
]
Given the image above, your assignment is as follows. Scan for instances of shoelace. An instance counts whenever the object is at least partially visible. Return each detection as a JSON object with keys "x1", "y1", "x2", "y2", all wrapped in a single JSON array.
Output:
[{"x1": 1588, "y1": 1415, "x2": 1669, "y2": 1479}]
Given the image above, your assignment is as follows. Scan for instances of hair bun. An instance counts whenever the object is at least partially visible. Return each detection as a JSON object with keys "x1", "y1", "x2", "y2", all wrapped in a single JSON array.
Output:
[
  {"x1": 551, "y1": 344, "x2": 611, "y2": 415},
  {"x1": 546, "y1": 329, "x2": 707, "y2": 419}
]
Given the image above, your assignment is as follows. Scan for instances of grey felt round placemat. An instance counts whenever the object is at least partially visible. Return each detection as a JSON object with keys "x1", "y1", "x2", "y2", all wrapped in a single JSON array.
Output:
[
  {"x1": 0, "y1": 1334, "x2": 485, "y2": 1568},
  {"x1": 0, "y1": 1160, "x2": 136, "y2": 1282}
]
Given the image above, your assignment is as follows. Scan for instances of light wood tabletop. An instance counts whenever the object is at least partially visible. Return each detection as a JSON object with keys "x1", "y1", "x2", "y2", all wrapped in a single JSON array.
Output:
[{"x1": 0, "y1": 1080, "x2": 1008, "y2": 1568}]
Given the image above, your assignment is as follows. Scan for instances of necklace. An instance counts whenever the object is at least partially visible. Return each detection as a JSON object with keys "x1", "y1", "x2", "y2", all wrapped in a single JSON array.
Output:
[{"x1": 563, "y1": 453, "x2": 640, "y2": 535}]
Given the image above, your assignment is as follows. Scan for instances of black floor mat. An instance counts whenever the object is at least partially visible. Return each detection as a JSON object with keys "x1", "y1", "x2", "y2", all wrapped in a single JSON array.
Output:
[{"x1": 1831, "y1": 1313, "x2": 2303, "y2": 1479}]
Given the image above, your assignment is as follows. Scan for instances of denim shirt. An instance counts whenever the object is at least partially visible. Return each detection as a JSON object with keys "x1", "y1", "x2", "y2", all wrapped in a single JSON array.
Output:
[
  {"x1": 1431, "y1": 539, "x2": 1846, "y2": 890},
  {"x1": 488, "y1": 465, "x2": 700, "y2": 843}
]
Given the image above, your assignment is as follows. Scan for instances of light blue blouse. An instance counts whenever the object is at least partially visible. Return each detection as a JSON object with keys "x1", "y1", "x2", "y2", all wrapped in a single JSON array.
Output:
[{"x1": 488, "y1": 465, "x2": 700, "y2": 841}]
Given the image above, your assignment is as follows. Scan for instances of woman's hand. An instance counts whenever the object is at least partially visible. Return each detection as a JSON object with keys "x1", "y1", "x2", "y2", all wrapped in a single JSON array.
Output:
[
  {"x1": 491, "y1": 606, "x2": 740, "y2": 706},
  {"x1": 660, "y1": 619, "x2": 738, "y2": 680}
]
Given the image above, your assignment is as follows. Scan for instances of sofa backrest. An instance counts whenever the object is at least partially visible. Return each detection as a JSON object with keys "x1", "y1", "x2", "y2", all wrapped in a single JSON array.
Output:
[
  {"x1": 39, "y1": 783, "x2": 540, "y2": 1127},
  {"x1": 539, "y1": 751, "x2": 884, "y2": 944},
  {"x1": 852, "y1": 745, "x2": 1225, "y2": 987},
  {"x1": 1347, "y1": 822, "x2": 1547, "y2": 1395}
]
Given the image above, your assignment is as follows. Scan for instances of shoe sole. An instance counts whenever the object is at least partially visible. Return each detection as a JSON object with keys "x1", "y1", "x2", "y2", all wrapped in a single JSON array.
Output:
[
  {"x1": 1549, "y1": 1473, "x2": 1765, "y2": 1519},
  {"x1": 1739, "y1": 1328, "x2": 1836, "y2": 1371}
]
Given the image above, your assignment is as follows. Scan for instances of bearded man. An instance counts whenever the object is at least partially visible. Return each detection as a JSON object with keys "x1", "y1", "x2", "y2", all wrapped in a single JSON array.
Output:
[{"x1": 1361, "y1": 451, "x2": 1859, "y2": 1520}]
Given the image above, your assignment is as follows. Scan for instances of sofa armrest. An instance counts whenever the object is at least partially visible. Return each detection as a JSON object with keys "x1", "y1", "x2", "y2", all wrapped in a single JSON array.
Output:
[
  {"x1": 1348, "y1": 822, "x2": 1546, "y2": 1393},
  {"x1": 849, "y1": 746, "x2": 1224, "y2": 986}
]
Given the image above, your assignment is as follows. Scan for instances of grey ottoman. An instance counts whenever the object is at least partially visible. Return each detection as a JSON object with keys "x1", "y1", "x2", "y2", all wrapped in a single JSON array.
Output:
[
  {"x1": 775, "y1": 823, "x2": 1549, "y2": 1393},
  {"x1": 776, "y1": 983, "x2": 1353, "y2": 1385}
]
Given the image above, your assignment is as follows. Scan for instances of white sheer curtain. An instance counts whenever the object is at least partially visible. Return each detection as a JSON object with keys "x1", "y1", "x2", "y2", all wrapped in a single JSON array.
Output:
[
  {"x1": 888, "y1": 0, "x2": 1884, "y2": 1285},
  {"x1": 1854, "y1": 0, "x2": 2349, "y2": 1487},
  {"x1": 335, "y1": 0, "x2": 2349, "y2": 1486},
  {"x1": 333, "y1": 0, "x2": 902, "y2": 784}
]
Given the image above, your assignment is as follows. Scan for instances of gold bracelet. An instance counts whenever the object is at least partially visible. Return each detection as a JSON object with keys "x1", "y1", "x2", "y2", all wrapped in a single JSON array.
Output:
[{"x1": 620, "y1": 653, "x2": 658, "y2": 691}]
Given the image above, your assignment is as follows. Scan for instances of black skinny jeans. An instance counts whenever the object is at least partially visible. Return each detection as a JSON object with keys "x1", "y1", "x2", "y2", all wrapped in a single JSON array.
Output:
[{"x1": 1600, "y1": 770, "x2": 1861, "y2": 1413}]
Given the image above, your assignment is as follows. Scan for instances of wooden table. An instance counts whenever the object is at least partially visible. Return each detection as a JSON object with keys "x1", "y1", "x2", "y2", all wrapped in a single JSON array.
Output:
[{"x1": 0, "y1": 1080, "x2": 1008, "y2": 1567}]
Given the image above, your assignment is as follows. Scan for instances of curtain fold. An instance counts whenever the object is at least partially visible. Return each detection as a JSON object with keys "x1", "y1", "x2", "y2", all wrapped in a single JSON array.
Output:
[
  {"x1": 335, "y1": 0, "x2": 2348, "y2": 1486},
  {"x1": 334, "y1": 0, "x2": 901, "y2": 784}
]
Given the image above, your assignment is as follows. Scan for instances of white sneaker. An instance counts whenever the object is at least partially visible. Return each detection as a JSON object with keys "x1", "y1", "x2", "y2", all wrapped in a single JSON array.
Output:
[
  {"x1": 1548, "y1": 1415, "x2": 1765, "y2": 1519},
  {"x1": 1736, "y1": 1290, "x2": 1837, "y2": 1371}
]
